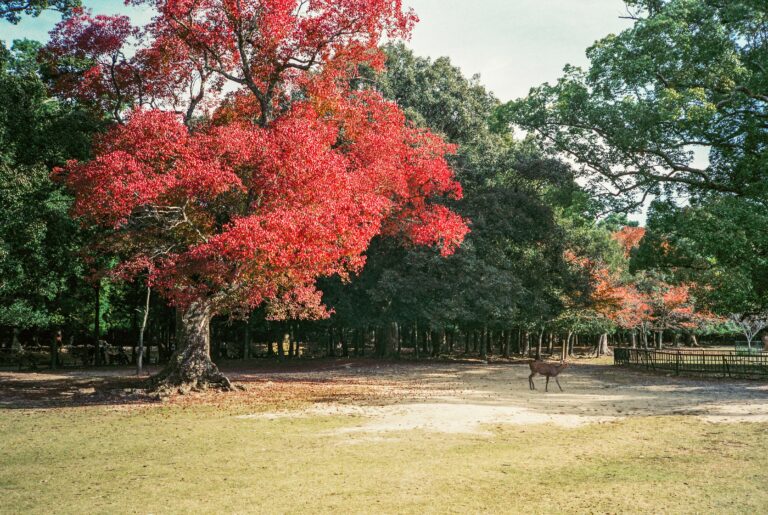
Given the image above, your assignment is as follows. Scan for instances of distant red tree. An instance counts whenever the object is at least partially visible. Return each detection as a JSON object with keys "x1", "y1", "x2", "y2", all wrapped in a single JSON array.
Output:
[
  {"x1": 613, "y1": 226, "x2": 645, "y2": 257},
  {"x1": 51, "y1": 1, "x2": 468, "y2": 390}
]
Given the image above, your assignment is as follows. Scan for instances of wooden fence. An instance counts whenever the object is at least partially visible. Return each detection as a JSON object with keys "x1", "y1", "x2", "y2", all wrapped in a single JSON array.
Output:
[{"x1": 614, "y1": 348, "x2": 768, "y2": 380}]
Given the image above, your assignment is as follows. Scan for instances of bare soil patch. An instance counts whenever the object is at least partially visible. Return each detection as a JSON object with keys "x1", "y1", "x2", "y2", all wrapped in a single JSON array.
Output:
[
  {"x1": 3, "y1": 359, "x2": 767, "y2": 433},
  {"x1": 232, "y1": 359, "x2": 768, "y2": 433}
]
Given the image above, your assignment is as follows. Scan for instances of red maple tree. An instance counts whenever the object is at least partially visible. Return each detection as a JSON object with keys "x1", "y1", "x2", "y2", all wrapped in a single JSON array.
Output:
[
  {"x1": 50, "y1": 1, "x2": 469, "y2": 390},
  {"x1": 612, "y1": 226, "x2": 645, "y2": 257}
]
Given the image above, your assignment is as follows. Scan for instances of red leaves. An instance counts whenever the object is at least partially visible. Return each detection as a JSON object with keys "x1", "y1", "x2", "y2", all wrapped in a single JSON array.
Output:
[
  {"x1": 56, "y1": 0, "x2": 467, "y2": 317},
  {"x1": 44, "y1": 9, "x2": 141, "y2": 116},
  {"x1": 402, "y1": 205, "x2": 469, "y2": 256},
  {"x1": 60, "y1": 109, "x2": 243, "y2": 225},
  {"x1": 613, "y1": 226, "x2": 646, "y2": 257}
]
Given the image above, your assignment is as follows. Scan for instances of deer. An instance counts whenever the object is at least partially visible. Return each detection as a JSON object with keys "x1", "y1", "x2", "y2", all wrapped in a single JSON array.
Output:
[{"x1": 528, "y1": 360, "x2": 569, "y2": 392}]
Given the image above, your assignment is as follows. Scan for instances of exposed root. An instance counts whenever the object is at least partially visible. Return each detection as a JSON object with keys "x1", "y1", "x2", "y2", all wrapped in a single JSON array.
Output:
[{"x1": 150, "y1": 344, "x2": 237, "y2": 395}]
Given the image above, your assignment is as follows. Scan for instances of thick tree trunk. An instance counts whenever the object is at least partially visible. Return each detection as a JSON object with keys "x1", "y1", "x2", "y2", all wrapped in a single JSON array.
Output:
[
  {"x1": 598, "y1": 333, "x2": 612, "y2": 356},
  {"x1": 381, "y1": 322, "x2": 398, "y2": 357},
  {"x1": 152, "y1": 301, "x2": 232, "y2": 393}
]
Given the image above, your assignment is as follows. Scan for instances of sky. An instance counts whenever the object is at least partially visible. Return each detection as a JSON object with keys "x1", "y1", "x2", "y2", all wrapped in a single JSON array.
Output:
[{"x1": 405, "y1": 0, "x2": 632, "y2": 101}]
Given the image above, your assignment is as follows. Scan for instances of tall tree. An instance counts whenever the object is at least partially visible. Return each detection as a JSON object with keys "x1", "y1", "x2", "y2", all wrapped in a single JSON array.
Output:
[
  {"x1": 52, "y1": 2, "x2": 468, "y2": 390},
  {"x1": 0, "y1": 40, "x2": 96, "y2": 334},
  {"x1": 636, "y1": 197, "x2": 768, "y2": 339},
  {"x1": 502, "y1": 0, "x2": 768, "y2": 209},
  {"x1": 320, "y1": 44, "x2": 577, "y2": 350}
]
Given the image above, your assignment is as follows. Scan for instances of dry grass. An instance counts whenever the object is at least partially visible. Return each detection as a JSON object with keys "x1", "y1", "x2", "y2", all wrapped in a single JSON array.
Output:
[{"x1": 1, "y1": 360, "x2": 767, "y2": 513}]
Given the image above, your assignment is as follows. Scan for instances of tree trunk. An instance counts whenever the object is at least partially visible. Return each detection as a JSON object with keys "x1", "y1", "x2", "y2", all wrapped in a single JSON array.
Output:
[
  {"x1": 598, "y1": 333, "x2": 612, "y2": 356},
  {"x1": 50, "y1": 329, "x2": 61, "y2": 369},
  {"x1": 414, "y1": 323, "x2": 420, "y2": 359},
  {"x1": 340, "y1": 327, "x2": 349, "y2": 357},
  {"x1": 381, "y1": 322, "x2": 398, "y2": 357},
  {"x1": 242, "y1": 318, "x2": 251, "y2": 359},
  {"x1": 432, "y1": 329, "x2": 443, "y2": 357},
  {"x1": 278, "y1": 331, "x2": 288, "y2": 359},
  {"x1": 137, "y1": 286, "x2": 151, "y2": 375},
  {"x1": 152, "y1": 300, "x2": 232, "y2": 392},
  {"x1": 94, "y1": 283, "x2": 102, "y2": 366},
  {"x1": 521, "y1": 331, "x2": 530, "y2": 357},
  {"x1": 562, "y1": 331, "x2": 572, "y2": 361},
  {"x1": 327, "y1": 328, "x2": 335, "y2": 357},
  {"x1": 536, "y1": 331, "x2": 543, "y2": 360}
]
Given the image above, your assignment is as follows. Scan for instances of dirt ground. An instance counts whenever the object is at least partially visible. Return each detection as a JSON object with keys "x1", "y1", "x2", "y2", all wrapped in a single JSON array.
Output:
[{"x1": 2, "y1": 359, "x2": 767, "y2": 433}]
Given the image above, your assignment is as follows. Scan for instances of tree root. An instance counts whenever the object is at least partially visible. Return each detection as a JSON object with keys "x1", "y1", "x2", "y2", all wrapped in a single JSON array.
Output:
[{"x1": 150, "y1": 345, "x2": 239, "y2": 395}]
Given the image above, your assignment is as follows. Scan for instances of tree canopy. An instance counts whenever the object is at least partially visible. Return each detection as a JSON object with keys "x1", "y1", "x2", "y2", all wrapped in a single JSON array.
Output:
[{"x1": 502, "y1": 0, "x2": 768, "y2": 209}]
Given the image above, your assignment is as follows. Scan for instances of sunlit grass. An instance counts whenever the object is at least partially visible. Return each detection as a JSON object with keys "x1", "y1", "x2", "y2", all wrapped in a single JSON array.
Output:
[{"x1": 1, "y1": 403, "x2": 766, "y2": 513}]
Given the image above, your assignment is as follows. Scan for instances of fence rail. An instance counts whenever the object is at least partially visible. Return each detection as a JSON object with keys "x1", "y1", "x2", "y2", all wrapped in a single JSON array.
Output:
[{"x1": 614, "y1": 348, "x2": 768, "y2": 380}]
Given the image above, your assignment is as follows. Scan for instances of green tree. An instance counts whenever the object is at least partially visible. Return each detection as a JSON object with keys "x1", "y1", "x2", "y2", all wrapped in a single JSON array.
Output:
[
  {"x1": 502, "y1": 0, "x2": 768, "y2": 208},
  {"x1": 636, "y1": 197, "x2": 768, "y2": 318},
  {"x1": 0, "y1": 40, "x2": 97, "y2": 334},
  {"x1": 1, "y1": 0, "x2": 80, "y2": 24},
  {"x1": 321, "y1": 45, "x2": 586, "y2": 356}
]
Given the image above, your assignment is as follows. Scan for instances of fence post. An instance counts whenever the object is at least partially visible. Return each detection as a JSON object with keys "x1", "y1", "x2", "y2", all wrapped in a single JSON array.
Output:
[{"x1": 675, "y1": 351, "x2": 680, "y2": 376}]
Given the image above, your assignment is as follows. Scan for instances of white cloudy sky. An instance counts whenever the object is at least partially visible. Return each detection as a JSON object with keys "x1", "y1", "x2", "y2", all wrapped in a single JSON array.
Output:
[
  {"x1": 405, "y1": 0, "x2": 632, "y2": 100},
  {"x1": 2, "y1": 0, "x2": 632, "y2": 102}
]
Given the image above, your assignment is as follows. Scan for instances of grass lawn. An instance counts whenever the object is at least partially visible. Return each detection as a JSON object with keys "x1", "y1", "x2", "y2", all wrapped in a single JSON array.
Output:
[{"x1": 1, "y1": 362, "x2": 767, "y2": 513}]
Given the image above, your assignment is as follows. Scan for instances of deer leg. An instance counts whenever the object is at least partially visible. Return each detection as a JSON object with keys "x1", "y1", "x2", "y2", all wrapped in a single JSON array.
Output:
[
  {"x1": 529, "y1": 373, "x2": 535, "y2": 390},
  {"x1": 556, "y1": 377, "x2": 563, "y2": 392},
  {"x1": 545, "y1": 375, "x2": 550, "y2": 392}
]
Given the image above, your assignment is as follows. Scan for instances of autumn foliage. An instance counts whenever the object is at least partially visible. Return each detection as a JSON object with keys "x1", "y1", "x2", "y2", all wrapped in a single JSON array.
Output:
[
  {"x1": 50, "y1": 0, "x2": 469, "y2": 321},
  {"x1": 567, "y1": 227, "x2": 721, "y2": 342},
  {"x1": 613, "y1": 226, "x2": 645, "y2": 257}
]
